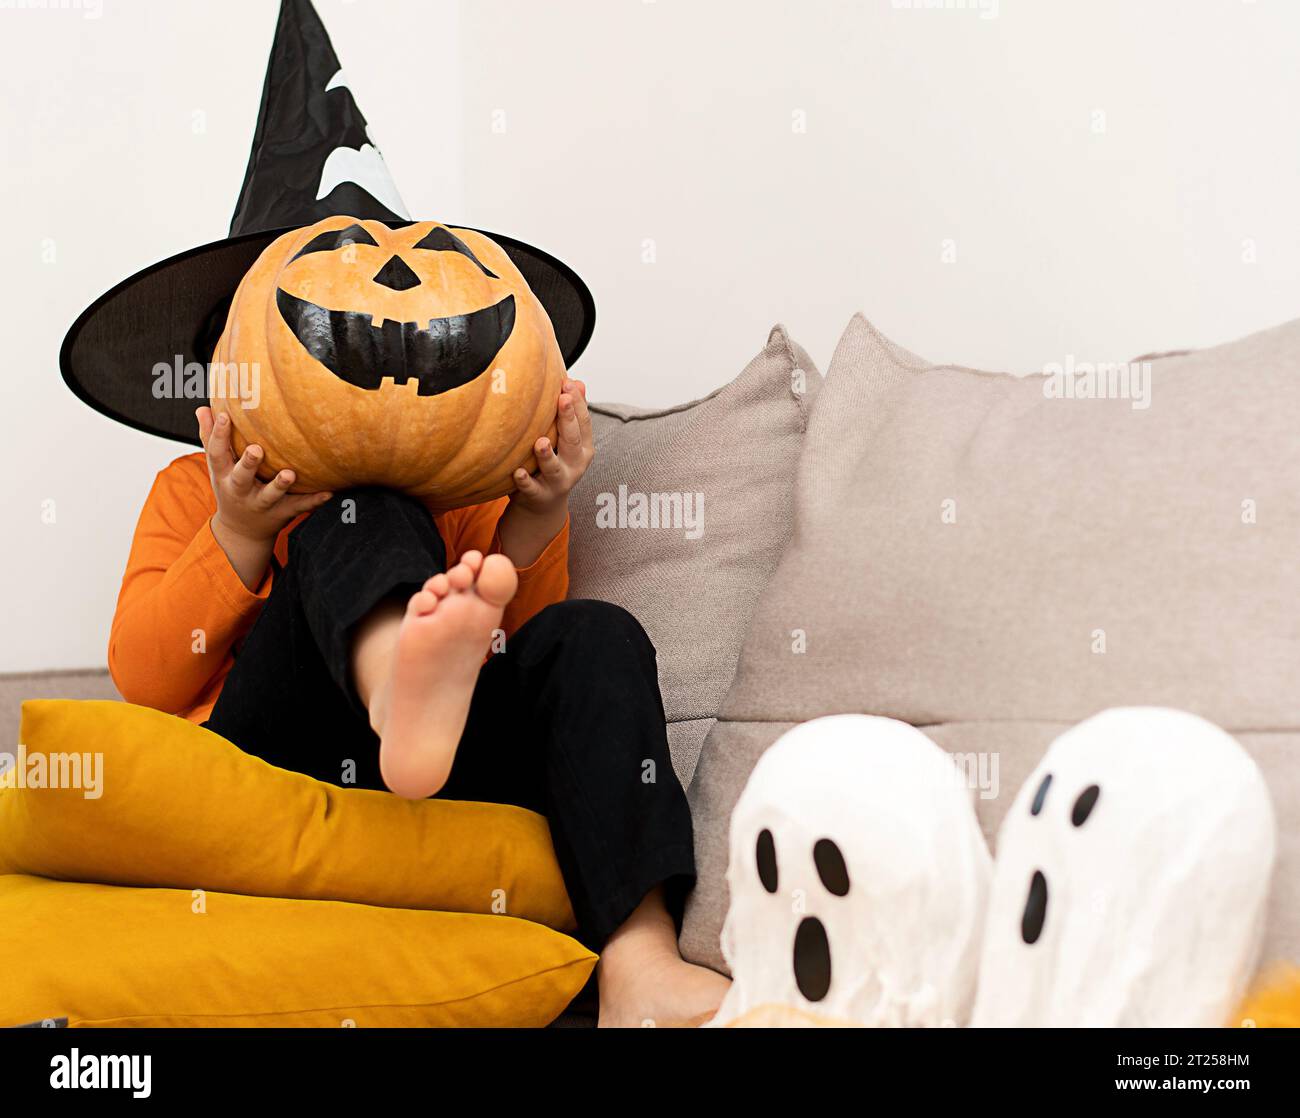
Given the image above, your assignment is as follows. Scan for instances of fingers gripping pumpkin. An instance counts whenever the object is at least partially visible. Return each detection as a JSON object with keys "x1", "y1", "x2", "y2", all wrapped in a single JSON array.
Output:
[{"x1": 209, "y1": 215, "x2": 565, "y2": 510}]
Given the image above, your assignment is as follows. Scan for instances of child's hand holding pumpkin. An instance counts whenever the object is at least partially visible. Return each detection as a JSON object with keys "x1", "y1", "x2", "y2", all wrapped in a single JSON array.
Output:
[
  {"x1": 512, "y1": 379, "x2": 594, "y2": 509},
  {"x1": 498, "y1": 379, "x2": 594, "y2": 567},
  {"x1": 197, "y1": 406, "x2": 333, "y2": 590}
]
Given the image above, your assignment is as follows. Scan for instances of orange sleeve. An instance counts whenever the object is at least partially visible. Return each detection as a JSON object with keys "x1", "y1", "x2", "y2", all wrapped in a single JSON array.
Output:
[
  {"x1": 108, "y1": 453, "x2": 272, "y2": 715},
  {"x1": 440, "y1": 497, "x2": 569, "y2": 637}
]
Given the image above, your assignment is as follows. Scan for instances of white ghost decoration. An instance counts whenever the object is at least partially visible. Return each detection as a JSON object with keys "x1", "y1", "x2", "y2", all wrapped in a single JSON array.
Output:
[
  {"x1": 712, "y1": 715, "x2": 992, "y2": 1027},
  {"x1": 972, "y1": 707, "x2": 1276, "y2": 1028}
]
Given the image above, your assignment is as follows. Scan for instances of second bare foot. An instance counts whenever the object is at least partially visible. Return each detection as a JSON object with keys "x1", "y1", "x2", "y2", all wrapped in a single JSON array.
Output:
[{"x1": 597, "y1": 950, "x2": 732, "y2": 1028}]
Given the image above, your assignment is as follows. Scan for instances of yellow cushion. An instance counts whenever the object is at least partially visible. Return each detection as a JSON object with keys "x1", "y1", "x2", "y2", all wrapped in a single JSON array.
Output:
[
  {"x1": 0, "y1": 700, "x2": 575, "y2": 931},
  {"x1": 0, "y1": 874, "x2": 594, "y2": 1027}
]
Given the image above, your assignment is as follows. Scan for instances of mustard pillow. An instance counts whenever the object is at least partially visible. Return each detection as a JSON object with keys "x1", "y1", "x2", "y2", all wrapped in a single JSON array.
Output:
[
  {"x1": 0, "y1": 874, "x2": 594, "y2": 1028},
  {"x1": 0, "y1": 700, "x2": 574, "y2": 931}
]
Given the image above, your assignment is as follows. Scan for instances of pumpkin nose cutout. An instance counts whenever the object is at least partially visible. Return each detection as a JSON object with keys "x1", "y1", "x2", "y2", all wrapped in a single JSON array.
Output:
[{"x1": 372, "y1": 255, "x2": 422, "y2": 292}]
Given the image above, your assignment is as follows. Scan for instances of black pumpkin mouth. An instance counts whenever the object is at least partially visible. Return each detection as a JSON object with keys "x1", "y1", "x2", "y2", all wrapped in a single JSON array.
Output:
[{"x1": 275, "y1": 288, "x2": 516, "y2": 396}]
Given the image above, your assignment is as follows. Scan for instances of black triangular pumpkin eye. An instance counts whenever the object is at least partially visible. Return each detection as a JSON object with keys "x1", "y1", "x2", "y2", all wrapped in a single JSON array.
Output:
[
  {"x1": 291, "y1": 223, "x2": 379, "y2": 261},
  {"x1": 412, "y1": 226, "x2": 499, "y2": 278}
]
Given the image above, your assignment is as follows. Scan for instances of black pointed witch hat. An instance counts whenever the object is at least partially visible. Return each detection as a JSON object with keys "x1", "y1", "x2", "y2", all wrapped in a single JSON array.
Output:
[{"x1": 61, "y1": 0, "x2": 593, "y2": 447}]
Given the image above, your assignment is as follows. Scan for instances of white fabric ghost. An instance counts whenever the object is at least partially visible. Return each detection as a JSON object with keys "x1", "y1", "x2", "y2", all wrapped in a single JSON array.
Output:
[
  {"x1": 972, "y1": 707, "x2": 1276, "y2": 1028},
  {"x1": 712, "y1": 715, "x2": 992, "y2": 1027}
]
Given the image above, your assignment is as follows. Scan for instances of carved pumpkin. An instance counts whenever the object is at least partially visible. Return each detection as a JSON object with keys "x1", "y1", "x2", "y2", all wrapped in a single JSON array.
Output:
[{"x1": 209, "y1": 215, "x2": 564, "y2": 509}]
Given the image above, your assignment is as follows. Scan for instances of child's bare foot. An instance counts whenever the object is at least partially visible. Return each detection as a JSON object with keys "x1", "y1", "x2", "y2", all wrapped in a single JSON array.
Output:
[
  {"x1": 372, "y1": 550, "x2": 518, "y2": 798},
  {"x1": 597, "y1": 949, "x2": 732, "y2": 1028}
]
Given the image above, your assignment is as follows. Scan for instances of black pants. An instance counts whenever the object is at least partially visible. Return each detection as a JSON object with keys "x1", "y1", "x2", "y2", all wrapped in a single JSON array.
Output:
[{"x1": 206, "y1": 488, "x2": 695, "y2": 950}]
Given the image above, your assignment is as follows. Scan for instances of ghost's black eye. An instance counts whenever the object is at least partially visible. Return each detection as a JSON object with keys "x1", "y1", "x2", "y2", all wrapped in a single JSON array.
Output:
[
  {"x1": 755, "y1": 829, "x2": 778, "y2": 893},
  {"x1": 291, "y1": 223, "x2": 379, "y2": 261},
  {"x1": 813, "y1": 838, "x2": 850, "y2": 897},
  {"x1": 1030, "y1": 773, "x2": 1053, "y2": 816},
  {"x1": 1071, "y1": 784, "x2": 1100, "y2": 827},
  {"x1": 413, "y1": 225, "x2": 499, "y2": 278},
  {"x1": 1021, "y1": 869, "x2": 1048, "y2": 944}
]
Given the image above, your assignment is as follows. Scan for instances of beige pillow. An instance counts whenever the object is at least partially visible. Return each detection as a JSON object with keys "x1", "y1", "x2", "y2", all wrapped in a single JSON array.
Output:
[
  {"x1": 682, "y1": 312, "x2": 1300, "y2": 973},
  {"x1": 568, "y1": 326, "x2": 818, "y2": 785}
]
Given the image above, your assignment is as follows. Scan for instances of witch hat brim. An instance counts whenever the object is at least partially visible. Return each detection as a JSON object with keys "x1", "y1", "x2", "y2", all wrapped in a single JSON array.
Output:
[
  {"x1": 60, "y1": 222, "x2": 594, "y2": 447},
  {"x1": 60, "y1": 0, "x2": 593, "y2": 448}
]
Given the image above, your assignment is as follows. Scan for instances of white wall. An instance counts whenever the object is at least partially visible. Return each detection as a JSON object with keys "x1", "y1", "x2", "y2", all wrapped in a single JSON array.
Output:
[
  {"x1": 3, "y1": 0, "x2": 1298, "y2": 671},
  {"x1": 459, "y1": 0, "x2": 1300, "y2": 395}
]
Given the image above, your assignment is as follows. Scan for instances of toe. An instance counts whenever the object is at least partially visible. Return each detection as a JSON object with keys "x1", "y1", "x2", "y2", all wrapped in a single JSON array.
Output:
[
  {"x1": 475, "y1": 554, "x2": 519, "y2": 608},
  {"x1": 407, "y1": 589, "x2": 438, "y2": 616},
  {"x1": 423, "y1": 573, "x2": 449, "y2": 597},
  {"x1": 446, "y1": 562, "x2": 475, "y2": 592},
  {"x1": 458, "y1": 550, "x2": 484, "y2": 575}
]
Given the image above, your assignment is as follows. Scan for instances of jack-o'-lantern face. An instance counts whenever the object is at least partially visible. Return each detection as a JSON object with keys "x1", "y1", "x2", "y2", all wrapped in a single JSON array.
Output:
[{"x1": 209, "y1": 215, "x2": 565, "y2": 510}]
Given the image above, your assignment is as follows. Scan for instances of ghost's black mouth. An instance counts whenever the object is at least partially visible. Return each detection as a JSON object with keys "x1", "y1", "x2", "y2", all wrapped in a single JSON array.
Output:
[{"x1": 275, "y1": 288, "x2": 516, "y2": 396}]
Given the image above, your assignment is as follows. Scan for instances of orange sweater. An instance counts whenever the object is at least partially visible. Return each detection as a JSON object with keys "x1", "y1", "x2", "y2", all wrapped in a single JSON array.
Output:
[{"x1": 109, "y1": 452, "x2": 569, "y2": 722}]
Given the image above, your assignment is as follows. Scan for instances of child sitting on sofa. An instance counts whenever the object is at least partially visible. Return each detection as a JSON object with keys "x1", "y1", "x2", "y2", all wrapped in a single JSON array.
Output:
[{"x1": 108, "y1": 380, "x2": 729, "y2": 1027}]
